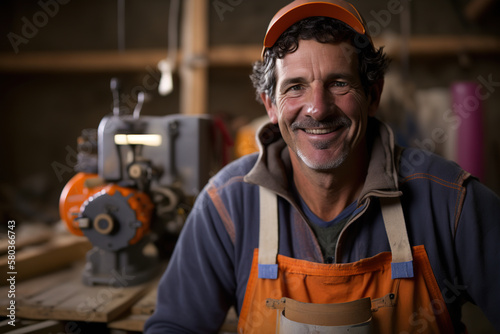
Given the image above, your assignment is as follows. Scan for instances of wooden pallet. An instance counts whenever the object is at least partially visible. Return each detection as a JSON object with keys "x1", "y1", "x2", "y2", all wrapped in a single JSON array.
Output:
[
  {"x1": 108, "y1": 282, "x2": 238, "y2": 333},
  {"x1": 0, "y1": 223, "x2": 53, "y2": 256},
  {"x1": 0, "y1": 234, "x2": 92, "y2": 285},
  {"x1": 0, "y1": 319, "x2": 64, "y2": 334},
  {"x1": 0, "y1": 224, "x2": 237, "y2": 333},
  {"x1": 0, "y1": 261, "x2": 155, "y2": 324},
  {"x1": 107, "y1": 272, "x2": 162, "y2": 332}
]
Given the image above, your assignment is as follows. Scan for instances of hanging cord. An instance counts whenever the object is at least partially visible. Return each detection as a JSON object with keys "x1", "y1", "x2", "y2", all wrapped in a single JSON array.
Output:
[{"x1": 158, "y1": 0, "x2": 181, "y2": 96}]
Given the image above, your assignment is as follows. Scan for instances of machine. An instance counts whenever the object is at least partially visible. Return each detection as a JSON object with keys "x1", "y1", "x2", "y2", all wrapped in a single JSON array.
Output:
[{"x1": 59, "y1": 79, "x2": 228, "y2": 286}]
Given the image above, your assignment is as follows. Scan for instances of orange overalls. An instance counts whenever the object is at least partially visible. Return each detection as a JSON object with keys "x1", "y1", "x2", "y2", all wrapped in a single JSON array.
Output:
[{"x1": 237, "y1": 186, "x2": 456, "y2": 333}]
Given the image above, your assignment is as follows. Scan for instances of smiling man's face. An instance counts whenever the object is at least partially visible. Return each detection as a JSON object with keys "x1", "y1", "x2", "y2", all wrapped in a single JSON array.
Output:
[{"x1": 263, "y1": 39, "x2": 377, "y2": 172}]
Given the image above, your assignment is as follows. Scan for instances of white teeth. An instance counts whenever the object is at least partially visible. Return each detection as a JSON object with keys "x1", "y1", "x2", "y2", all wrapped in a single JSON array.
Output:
[{"x1": 304, "y1": 128, "x2": 333, "y2": 135}]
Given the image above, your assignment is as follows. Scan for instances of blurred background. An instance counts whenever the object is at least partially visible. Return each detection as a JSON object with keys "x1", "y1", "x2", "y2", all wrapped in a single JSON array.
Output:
[
  {"x1": 0, "y1": 0, "x2": 499, "y2": 223},
  {"x1": 0, "y1": 0, "x2": 499, "y2": 332}
]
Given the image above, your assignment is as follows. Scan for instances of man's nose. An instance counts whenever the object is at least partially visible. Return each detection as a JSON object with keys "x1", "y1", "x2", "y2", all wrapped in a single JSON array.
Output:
[{"x1": 305, "y1": 83, "x2": 334, "y2": 119}]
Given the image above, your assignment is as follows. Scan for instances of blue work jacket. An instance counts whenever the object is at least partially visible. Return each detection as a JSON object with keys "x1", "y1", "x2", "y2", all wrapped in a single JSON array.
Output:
[{"x1": 145, "y1": 118, "x2": 500, "y2": 333}]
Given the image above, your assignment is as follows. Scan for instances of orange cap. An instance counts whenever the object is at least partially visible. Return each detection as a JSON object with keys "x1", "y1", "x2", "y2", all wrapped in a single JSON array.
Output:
[{"x1": 262, "y1": 0, "x2": 368, "y2": 57}]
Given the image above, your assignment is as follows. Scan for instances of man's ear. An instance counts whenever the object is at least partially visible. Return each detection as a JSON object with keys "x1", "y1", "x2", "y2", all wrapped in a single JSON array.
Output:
[
  {"x1": 367, "y1": 79, "x2": 384, "y2": 117},
  {"x1": 260, "y1": 92, "x2": 279, "y2": 124}
]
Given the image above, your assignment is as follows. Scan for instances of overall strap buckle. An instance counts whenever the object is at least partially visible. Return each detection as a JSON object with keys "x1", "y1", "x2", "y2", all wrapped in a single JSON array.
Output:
[
  {"x1": 380, "y1": 196, "x2": 414, "y2": 279},
  {"x1": 258, "y1": 186, "x2": 279, "y2": 279}
]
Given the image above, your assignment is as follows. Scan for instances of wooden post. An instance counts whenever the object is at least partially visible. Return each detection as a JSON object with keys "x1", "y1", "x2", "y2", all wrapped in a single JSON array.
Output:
[{"x1": 180, "y1": 0, "x2": 209, "y2": 115}]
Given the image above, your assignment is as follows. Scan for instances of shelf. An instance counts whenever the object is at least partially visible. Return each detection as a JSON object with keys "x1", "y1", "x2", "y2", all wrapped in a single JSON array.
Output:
[
  {"x1": 0, "y1": 36, "x2": 499, "y2": 73},
  {"x1": 382, "y1": 35, "x2": 500, "y2": 58},
  {"x1": 0, "y1": 49, "x2": 172, "y2": 73}
]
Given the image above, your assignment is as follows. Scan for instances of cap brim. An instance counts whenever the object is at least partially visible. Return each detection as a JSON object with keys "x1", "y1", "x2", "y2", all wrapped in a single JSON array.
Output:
[{"x1": 263, "y1": 2, "x2": 366, "y2": 49}]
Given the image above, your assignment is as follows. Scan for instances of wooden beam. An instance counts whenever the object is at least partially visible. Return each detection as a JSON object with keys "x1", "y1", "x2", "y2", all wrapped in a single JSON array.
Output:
[
  {"x1": 0, "y1": 36, "x2": 499, "y2": 73},
  {"x1": 0, "y1": 49, "x2": 175, "y2": 72},
  {"x1": 180, "y1": 0, "x2": 209, "y2": 115},
  {"x1": 208, "y1": 45, "x2": 261, "y2": 66},
  {"x1": 381, "y1": 35, "x2": 500, "y2": 58}
]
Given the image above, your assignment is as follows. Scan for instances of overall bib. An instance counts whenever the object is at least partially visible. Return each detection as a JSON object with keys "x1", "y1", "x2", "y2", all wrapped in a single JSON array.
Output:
[{"x1": 237, "y1": 187, "x2": 455, "y2": 333}]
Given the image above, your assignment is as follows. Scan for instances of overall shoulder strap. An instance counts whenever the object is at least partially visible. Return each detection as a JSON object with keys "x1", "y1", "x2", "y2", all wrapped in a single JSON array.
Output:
[
  {"x1": 258, "y1": 187, "x2": 413, "y2": 279},
  {"x1": 258, "y1": 186, "x2": 279, "y2": 279},
  {"x1": 379, "y1": 196, "x2": 414, "y2": 279}
]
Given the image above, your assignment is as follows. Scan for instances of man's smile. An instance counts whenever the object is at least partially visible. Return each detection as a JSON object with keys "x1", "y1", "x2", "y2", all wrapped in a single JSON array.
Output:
[
  {"x1": 292, "y1": 116, "x2": 352, "y2": 138},
  {"x1": 302, "y1": 125, "x2": 344, "y2": 135}
]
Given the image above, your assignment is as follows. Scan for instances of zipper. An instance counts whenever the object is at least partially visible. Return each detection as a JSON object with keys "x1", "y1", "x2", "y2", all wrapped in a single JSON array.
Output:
[{"x1": 333, "y1": 190, "x2": 401, "y2": 264}]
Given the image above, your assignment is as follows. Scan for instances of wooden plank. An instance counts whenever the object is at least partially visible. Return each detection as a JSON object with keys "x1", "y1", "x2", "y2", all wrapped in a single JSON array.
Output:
[
  {"x1": 0, "y1": 261, "x2": 155, "y2": 323},
  {"x1": 108, "y1": 313, "x2": 150, "y2": 332},
  {"x1": 23, "y1": 280, "x2": 87, "y2": 309},
  {"x1": 378, "y1": 35, "x2": 500, "y2": 59},
  {"x1": 0, "y1": 49, "x2": 178, "y2": 72},
  {"x1": 4, "y1": 263, "x2": 81, "y2": 299},
  {"x1": 109, "y1": 301, "x2": 238, "y2": 333},
  {"x1": 107, "y1": 282, "x2": 157, "y2": 331},
  {"x1": 0, "y1": 224, "x2": 52, "y2": 255},
  {"x1": 19, "y1": 282, "x2": 150, "y2": 322},
  {"x1": 0, "y1": 319, "x2": 15, "y2": 333},
  {"x1": 107, "y1": 264, "x2": 167, "y2": 331},
  {"x1": 406, "y1": 35, "x2": 500, "y2": 57},
  {"x1": 130, "y1": 283, "x2": 157, "y2": 316},
  {"x1": 1, "y1": 36, "x2": 500, "y2": 73},
  {"x1": 3, "y1": 320, "x2": 63, "y2": 334},
  {"x1": 209, "y1": 45, "x2": 261, "y2": 66},
  {"x1": 0, "y1": 319, "x2": 64, "y2": 334},
  {"x1": 0, "y1": 234, "x2": 92, "y2": 285},
  {"x1": 108, "y1": 275, "x2": 238, "y2": 333}
]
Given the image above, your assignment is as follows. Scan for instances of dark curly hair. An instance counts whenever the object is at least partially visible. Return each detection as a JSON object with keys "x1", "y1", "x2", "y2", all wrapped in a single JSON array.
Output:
[{"x1": 251, "y1": 17, "x2": 390, "y2": 104}]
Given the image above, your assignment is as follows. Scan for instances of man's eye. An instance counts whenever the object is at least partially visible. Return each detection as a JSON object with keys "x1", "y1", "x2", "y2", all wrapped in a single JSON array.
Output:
[
  {"x1": 288, "y1": 85, "x2": 303, "y2": 91},
  {"x1": 332, "y1": 81, "x2": 348, "y2": 87},
  {"x1": 330, "y1": 81, "x2": 350, "y2": 94}
]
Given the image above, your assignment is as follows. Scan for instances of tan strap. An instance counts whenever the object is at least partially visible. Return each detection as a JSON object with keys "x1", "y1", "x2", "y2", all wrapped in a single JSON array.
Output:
[
  {"x1": 267, "y1": 297, "x2": 372, "y2": 326},
  {"x1": 258, "y1": 186, "x2": 279, "y2": 279},
  {"x1": 379, "y1": 196, "x2": 414, "y2": 278},
  {"x1": 258, "y1": 187, "x2": 413, "y2": 279}
]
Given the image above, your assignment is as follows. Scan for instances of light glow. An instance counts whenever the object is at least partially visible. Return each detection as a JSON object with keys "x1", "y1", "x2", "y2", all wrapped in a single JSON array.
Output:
[{"x1": 114, "y1": 134, "x2": 162, "y2": 146}]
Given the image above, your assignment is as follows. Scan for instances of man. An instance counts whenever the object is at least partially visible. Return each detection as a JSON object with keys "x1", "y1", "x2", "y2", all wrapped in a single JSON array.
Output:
[{"x1": 145, "y1": 1, "x2": 500, "y2": 333}]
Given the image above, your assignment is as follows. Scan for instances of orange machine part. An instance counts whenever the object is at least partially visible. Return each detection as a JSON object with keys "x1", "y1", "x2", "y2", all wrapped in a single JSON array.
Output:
[
  {"x1": 59, "y1": 172, "x2": 102, "y2": 236},
  {"x1": 59, "y1": 172, "x2": 154, "y2": 245},
  {"x1": 104, "y1": 185, "x2": 154, "y2": 245}
]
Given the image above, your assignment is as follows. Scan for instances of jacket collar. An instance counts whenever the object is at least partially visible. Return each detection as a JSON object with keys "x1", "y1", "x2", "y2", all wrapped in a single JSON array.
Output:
[{"x1": 244, "y1": 117, "x2": 401, "y2": 204}]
